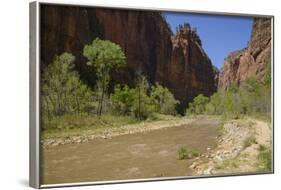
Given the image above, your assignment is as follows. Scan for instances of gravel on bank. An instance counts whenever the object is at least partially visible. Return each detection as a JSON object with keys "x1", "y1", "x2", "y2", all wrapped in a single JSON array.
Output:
[
  {"x1": 42, "y1": 118, "x2": 196, "y2": 148},
  {"x1": 189, "y1": 118, "x2": 272, "y2": 175}
]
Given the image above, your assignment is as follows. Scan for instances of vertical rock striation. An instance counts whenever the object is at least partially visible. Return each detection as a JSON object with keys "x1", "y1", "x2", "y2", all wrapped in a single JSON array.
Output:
[
  {"x1": 218, "y1": 18, "x2": 272, "y2": 90},
  {"x1": 168, "y1": 25, "x2": 216, "y2": 110},
  {"x1": 40, "y1": 4, "x2": 216, "y2": 112}
]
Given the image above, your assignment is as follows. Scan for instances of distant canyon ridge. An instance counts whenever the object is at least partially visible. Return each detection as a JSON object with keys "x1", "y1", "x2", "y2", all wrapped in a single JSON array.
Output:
[
  {"x1": 40, "y1": 5, "x2": 271, "y2": 112},
  {"x1": 218, "y1": 18, "x2": 272, "y2": 89}
]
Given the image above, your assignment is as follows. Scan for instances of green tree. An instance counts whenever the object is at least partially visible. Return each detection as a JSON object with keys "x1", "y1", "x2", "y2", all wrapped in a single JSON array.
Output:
[
  {"x1": 206, "y1": 92, "x2": 222, "y2": 114},
  {"x1": 239, "y1": 79, "x2": 271, "y2": 116},
  {"x1": 110, "y1": 85, "x2": 135, "y2": 115},
  {"x1": 151, "y1": 83, "x2": 179, "y2": 115},
  {"x1": 187, "y1": 94, "x2": 209, "y2": 115},
  {"x1": 220, "y1": 84, "x2": 238, "y2": 117},
  {"x1": 205, "y1": 79, "x2": 271, "y2": 119},
  {"x1": 42, "y1": 53, "x2": 93, "y2": 117},
  {"x1": 83, "y1": 38, "x2": 126, "y2": 117},
  {"x1": 132, "y1": 73, "x2": 153, "y2": 120}
]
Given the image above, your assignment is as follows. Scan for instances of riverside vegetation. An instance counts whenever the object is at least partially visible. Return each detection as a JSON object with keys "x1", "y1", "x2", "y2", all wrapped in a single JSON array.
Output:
[
  {"x1": 184, "y1": 64, "x2": 272, "y2": 173},
  {"x1": 41, "y1": 37, "x2": 272, "y2": 176},
  {"x1": 42, "y1": 38, "x2": 179, "y2": 140},
  {"x1": 39, "y1": 7, "x2": 272, "y2": 183}
]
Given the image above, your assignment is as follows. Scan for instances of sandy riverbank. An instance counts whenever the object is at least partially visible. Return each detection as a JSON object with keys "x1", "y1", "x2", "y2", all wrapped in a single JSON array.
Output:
[
  {"x1": 42, "y1": 117, "x2": 197, "y2": 148},
  {"x1": 190, "y1": 118, "x2": 272, "y2": 175}
]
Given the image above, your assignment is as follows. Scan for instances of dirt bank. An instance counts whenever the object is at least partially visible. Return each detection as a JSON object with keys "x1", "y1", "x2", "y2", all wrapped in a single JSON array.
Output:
[
  {"x1": 42, "y1": 117, "x2": 197, "y2": 148},
  {"x1": 190, "y1": 118, "x2": 272, "y2": 175}
]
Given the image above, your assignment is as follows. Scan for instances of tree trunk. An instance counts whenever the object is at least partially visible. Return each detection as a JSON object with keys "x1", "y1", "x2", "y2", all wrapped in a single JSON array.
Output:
[
  {"x1": 138, "y1": 86, "x2": 141, "y2": 120},
  {"x1": 57, "y1": 93, "x2": 62, "y2": 115},
  {"x1": 48, "y1": 96, "x2": 55, "y2": 116},
  {"x1": 76, "y1": 96, "x2": 80, "y2": 114},
  {"x1": 96, "y1": 97, "x2": 101, "y2": 115},
  {"x1": 98, "y1": 81, "x2": 105, "y2": 117},
  {"x1": 44, "y1": 97, "x2": 50, "y2": 119}
]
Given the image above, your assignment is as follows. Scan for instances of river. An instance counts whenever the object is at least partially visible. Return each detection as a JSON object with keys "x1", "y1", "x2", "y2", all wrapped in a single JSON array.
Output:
[{"x1": 41, "y1": 118, "x2": 220, "y2": 184}]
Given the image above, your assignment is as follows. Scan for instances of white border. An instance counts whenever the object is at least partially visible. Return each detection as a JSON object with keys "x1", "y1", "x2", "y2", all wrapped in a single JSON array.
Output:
[{"x1": 29, "y1": 1, "x2": 274, "y2": 188}]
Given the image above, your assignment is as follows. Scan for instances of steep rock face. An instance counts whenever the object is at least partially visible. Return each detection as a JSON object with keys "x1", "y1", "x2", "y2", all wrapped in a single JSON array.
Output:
[
  {"x1": 40, "y1": 5, "x2": 172, "y2": 86},
  {"x1": 168, "y1": 27, "x2": 216, "y2": 108},
  {"x1": 40, "y1": 4, "x2": 216, "y2": 111},
  {"x1": 40, "y1": 5, "x2": 103, "y2": 84},
  {"x1": 218, "y1": 18, "x2": 272, "y2": 89},
  {"x1": 94, "y1": 9, "x2": 172, "y2": 85}
]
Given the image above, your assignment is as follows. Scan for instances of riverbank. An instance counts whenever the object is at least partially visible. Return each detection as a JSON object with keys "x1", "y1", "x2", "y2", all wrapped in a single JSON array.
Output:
[
  {"x1": 190, "y1": 117, "x2": 272, "y2": 174},
  {"x1": 42, "y1": 117, "x2": 220, "y2": 184},
  {"x1": 41, "y1": 115, "x2": 198, "y2": 148}
]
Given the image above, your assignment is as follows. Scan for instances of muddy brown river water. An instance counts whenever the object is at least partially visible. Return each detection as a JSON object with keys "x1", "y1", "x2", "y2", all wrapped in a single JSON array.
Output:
[{"x1": 41, "y1": 119, "x2": 220, "y2": 184}]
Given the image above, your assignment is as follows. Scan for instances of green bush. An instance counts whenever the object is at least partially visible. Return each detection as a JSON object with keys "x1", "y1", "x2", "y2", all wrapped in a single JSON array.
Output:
[
  {"x1": 130, "y1": 73, "x2": 154, "y2": 119},
  {"x1": 191, "y1": 77, "x2": 271, "y2": 120},
  {"x1": 151, "y1": 83, "x2": 179, "y2": 115},
  {"x1": 215, "y1": 158, "x2": 239, "y2": 170},
  {"x1": 205, "y1": 92, "x2": 223, "y2": 115},
  {"x1": 41, "y1": 53, "x2": 93, "y2": 117},
  {"x1": 186, "y1": 94, "x2": 209, "y2": 115},
  {"x1": 178, "y1": 147, "x2": 200, "y2": 160},
  {"x1": 257, "y1": 145, "x2": 272, "y2": 171},
  {"x1": 110, "y1": 75, "x2": 179, "y2": 120},
  {"x1": 110, "y1": 85, "x2": 135, "y2": 115},
  {"x1": 42, "y1": 114, "x2": 138, "y2": 132}
]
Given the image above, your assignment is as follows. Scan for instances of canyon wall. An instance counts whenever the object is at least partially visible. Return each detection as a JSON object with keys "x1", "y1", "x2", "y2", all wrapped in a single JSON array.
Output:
[
  {"x1": 168, "y1": 27, "x2": 216, "y2": 108},
  {"x1": 218, "y1": 18, "x2": 272, "y2": 90},
  {"x1": 40, "y1": 4, "x2": 216, "y2": 111}
]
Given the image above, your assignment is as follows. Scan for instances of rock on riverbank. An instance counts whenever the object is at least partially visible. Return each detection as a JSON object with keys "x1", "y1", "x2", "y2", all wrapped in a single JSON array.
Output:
[
  {"x1": 189, "y1": 118, "x2": 272, "y2": 175},
  {"x1": 42, "y1": 118, "x2": 195, "y2": 148}
]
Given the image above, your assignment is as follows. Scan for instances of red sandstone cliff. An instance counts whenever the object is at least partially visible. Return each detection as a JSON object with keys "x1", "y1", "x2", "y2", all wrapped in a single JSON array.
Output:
[
  {"x1": 218, "y1": 18, "x2": 272, "y2": 89},
  {"x1": 40, "y1": 5, "x2": 216, "y2": 111},
  {"x1": 168, "y1": 25, "x2": 216, "y2": 107}
]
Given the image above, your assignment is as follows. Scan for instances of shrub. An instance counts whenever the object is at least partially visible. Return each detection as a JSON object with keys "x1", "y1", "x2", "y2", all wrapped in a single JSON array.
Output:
[
  {"x1": 238, "y1": 79, "x2": 271, "y2": 117},
  {"x1": 178, "y1": 147, "x2": 200, "y2": 160},
  {"x1": 130, "y1": 73, "x2": 154, "y2": 120},
  {"x1": 243, "y1": 135, "x2": 257, "y2": 149},
  {"x1": 257, "y1": 145, "x2": 272, "y2": 171},
  {"x1": 41, "y1": 53, "x2": 93, "y2": 118},
  {"x1": 42, "y1": 114, "x2": 138, "y2": 133},
  {"x1": 215, "y1": 158, "x2": 239, "y2": 170},
  {"x1": 178, "y1": 147, "x2": 188, "y2": 160},
  {"x1": 186, "y1": 94, "x2": 209, "y2": 115},
  {"x1": 110, "y1": 85, "x2": 135, "y2": 115},
  {"x1": 192, "y1": 77, "x2": 271, "y2": 121},
  {"x1": 205, "y1": 92, "x2": 222, "y2": 114},
  {"x1": 111, "y1": 77, "x2": 179, "y2": 119},
  {"x1": 151, "y1": 83, "x2": 179, "y2": 115}
]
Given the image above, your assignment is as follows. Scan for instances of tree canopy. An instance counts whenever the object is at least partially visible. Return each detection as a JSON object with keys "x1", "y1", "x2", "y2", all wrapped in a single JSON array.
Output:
[
  {"x1": 42, "y1": 53, "x2": 93, "y2": 117},
  {"x1": 83, "y1": 38, "x2": 126, "y2": 116}
]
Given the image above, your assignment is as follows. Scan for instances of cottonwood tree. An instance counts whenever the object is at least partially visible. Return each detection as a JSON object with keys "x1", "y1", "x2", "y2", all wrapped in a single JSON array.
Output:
[
  {"x1": 151, "y1": 83, "x2": 179, "y2": 115},
  {"x1": 187, "y1": 94, "x2": 209, "y2": 115},
  {"x1": 132, "y1": 72, "x2": 153, "y2": 120},
  {"x1": 110, "y1": 84, "x2": 135, "y2": 115},
  {"x1": 42, "y1": 52, "x2": 93, "y2": 117},
  {"x1": 83, "y1": 38, "x2": 126, "y2": 117},
  {"x1": 205, "y1": 92, "x2": 223, "y2": 115}
]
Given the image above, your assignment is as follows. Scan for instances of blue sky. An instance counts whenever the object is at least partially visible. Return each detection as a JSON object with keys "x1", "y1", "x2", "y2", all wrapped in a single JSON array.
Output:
[{"x1": 163, "y1": 12, "x2": 253, "y2": 69}]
